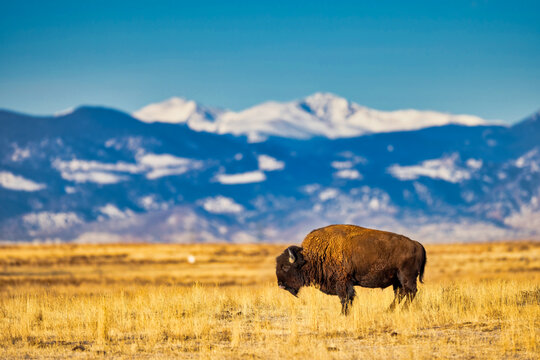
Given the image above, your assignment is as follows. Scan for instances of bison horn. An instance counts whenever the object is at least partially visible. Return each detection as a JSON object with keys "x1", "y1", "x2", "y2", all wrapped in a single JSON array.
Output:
[{"x1": 288, "y1": 248, "x2": 296, "y2": 263}]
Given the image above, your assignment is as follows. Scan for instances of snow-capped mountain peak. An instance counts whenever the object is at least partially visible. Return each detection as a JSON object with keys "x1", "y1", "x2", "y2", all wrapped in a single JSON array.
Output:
[
  {"x1": 133, "y1": 97, "x2": 223, "y2": 131},
  {"x1": 133, "y1": 93, "x2": 492, "y2": 140},
  {"x1": 133, "y1": 97, "x2": 195, "y2": 123},
  {"x1": 298, "y1": 92, "x2": 357, "y2": 124}
]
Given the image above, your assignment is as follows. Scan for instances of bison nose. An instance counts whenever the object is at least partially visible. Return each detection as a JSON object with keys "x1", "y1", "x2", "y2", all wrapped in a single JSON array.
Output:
[{"x1": 278, "y1": 283, "x2": 286, "y2": 289}]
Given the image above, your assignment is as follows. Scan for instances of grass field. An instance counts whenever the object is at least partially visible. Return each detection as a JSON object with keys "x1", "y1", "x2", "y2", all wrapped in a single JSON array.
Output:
[{"x1": 0, "y1": 241, "x2": 538, "y2": 359}]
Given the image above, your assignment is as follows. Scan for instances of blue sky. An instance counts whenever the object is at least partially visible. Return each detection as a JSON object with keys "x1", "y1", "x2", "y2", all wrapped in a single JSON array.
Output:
[{"x1": 1, "y1": 0, "x2": 538, "y2": 123}]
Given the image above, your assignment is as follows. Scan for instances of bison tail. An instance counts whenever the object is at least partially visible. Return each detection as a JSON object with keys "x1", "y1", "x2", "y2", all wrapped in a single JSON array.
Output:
[{"x1": 418, "y1": 243, "x2": 427, "y2": 283}]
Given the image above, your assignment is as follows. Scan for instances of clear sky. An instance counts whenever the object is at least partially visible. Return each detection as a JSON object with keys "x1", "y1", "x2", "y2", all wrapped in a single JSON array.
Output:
[{"x1": 1, "y1": 0, "x2": 539, "y2": 123}]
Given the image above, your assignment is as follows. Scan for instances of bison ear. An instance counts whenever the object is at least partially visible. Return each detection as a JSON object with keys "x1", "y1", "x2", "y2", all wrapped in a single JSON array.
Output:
[{"x1": 288, "y1": 248, "x2": 296, "y2": 263}]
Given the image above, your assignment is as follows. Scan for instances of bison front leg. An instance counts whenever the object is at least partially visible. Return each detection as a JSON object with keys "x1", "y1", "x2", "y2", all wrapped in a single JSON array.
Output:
[
  {"x1": 388, "y1": 281, "x2": 405, "y2": 312},
  {"x1": 337, "y1": 282, "x2": 356, "y2": 315}
]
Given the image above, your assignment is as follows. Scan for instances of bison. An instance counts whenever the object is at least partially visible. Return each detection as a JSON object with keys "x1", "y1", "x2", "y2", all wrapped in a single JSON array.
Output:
[{"x1": 276, "y1": 224, "x2": 426, "y2": 314}]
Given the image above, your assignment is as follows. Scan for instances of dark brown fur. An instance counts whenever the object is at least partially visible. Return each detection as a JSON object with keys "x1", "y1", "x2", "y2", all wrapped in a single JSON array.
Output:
[{"x1": 276, "y1": 224, "x2": 426, "y2": 314}]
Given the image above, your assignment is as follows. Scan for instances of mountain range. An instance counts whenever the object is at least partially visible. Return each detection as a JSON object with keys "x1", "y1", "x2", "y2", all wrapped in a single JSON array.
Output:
[
  {"x1": 133, "y1": 93, "x2": 488, "y2": 141},
  {"x1": 0, "y1": 93, "x2": 539, "y2": 243}
]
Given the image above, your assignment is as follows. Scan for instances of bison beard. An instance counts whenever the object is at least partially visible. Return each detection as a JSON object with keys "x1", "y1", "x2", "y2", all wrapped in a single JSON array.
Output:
[{"x1": 276, "y1": 224, "x2": 427, "y2": 315}]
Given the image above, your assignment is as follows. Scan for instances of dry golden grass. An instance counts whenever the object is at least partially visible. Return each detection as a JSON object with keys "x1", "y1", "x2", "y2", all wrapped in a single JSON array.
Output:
[{"x1": 0, "y1": 241, "x2": 539, "y2": 359}]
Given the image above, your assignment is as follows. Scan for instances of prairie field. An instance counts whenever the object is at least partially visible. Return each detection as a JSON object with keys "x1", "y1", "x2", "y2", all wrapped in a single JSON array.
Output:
[{"x1": 0, "y1": 241, "x2": 538, "y2": 359}]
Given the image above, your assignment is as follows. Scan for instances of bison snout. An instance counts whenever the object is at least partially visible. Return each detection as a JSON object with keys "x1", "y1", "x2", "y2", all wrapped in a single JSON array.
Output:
[
  {"x1": 288, "y1": 288, "x2": 299, "y2": 297},
  {"x1": 278, "y1": 283, "x2": 299, "y2": 297}
]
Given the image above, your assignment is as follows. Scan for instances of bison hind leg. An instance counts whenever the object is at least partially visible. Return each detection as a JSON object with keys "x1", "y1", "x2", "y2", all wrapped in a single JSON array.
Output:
[
  {"x1": 402, "y1": 287, "x2": 418, "y2": 310},
  {"x1": 397, "y1": 270, "x2": 418, "y2": 310}
]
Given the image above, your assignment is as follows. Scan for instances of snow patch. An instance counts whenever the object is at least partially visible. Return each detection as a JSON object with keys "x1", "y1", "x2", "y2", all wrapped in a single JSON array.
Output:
[
  {"x1": 23, "y1": 212, "x2": 82, "y2": 232},
  {"x1": 218, "y1": 226, "x2": 228, "y2": 235},
  {"x1": 99, "y1": 204, "x2": 134, "y2": 220},
  {"x1": 54, "y1": 107, "x2": 75, "y2": 117},
  {"x1": 331, "y1": 160, "x2": 353, "y2": 169},
  {"x1": 413, "y1": 182, "x2": 433, "y2": 206},
  {"x1": 53, "y1": 153, "x2": 203, "y2": 183},
  {"x1": 11, "y1": 144, "x2": 31, "y2": 162},
  {"x1": 514, "y1": 148, "x2": 539, "y2": 171},
  {"x1": 215, "y1": 171, "x2": 266, "y2": 185},
  {"x1": 335, "y1": 169, "x2": 362, "y2": 180},
  {"x1": 368, "y1": 198, "x2": 381, "y2": 210},
  {"x1": 319, "y1": 188, "x2": 339, "y2": 201},
  {"x1": 54, "y1": 159, "x2": 141, "y2": 173},
  {"x1": 53, "y1": 159, "x2": 140, "y2": 183},
  {"x1": 302, "y1": 184, "x2": 320, "y2": 194},
  {"x1": 138, "y1": 153, "x2": 190, "y2": 167},
  {"x1": 104, "y1": 136, "x2": 146, "y2": 155},
  {"x1": 201, "y1": 196, "x2": 244, "y2": 214},
  {"x1": 146, "y1": 167, "x2": 187, "y2": 179},
  {"x1": 60, "y1": 170, "x2": 126, "y2": 184},
  {"x1": 0, "y1": 171, "x2": 46, "y2": 191},
  {"x1": 138, "y1": 153, "x2": 203, "y2": 179},
  {"x1": 504, "y1": 199, "x2": 540, "y2": 232},
  {"x1": 388, "y1": 154, "x2": 471, "y2": 183},
  {"x1": 139, "y1": 195, "x2": 167, "y2": 211},
  {"x1": 466, "y1": 158, "x2": 483, "y2": 170},
  {"x1": 258, "y1": 154, "x2": 285, "y2": 171}
]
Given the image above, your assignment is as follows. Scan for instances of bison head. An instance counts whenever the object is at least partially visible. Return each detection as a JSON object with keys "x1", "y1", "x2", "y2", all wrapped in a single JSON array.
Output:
[{"x1": 276, "y1": 246, "x2": 306, "y2": 297}]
